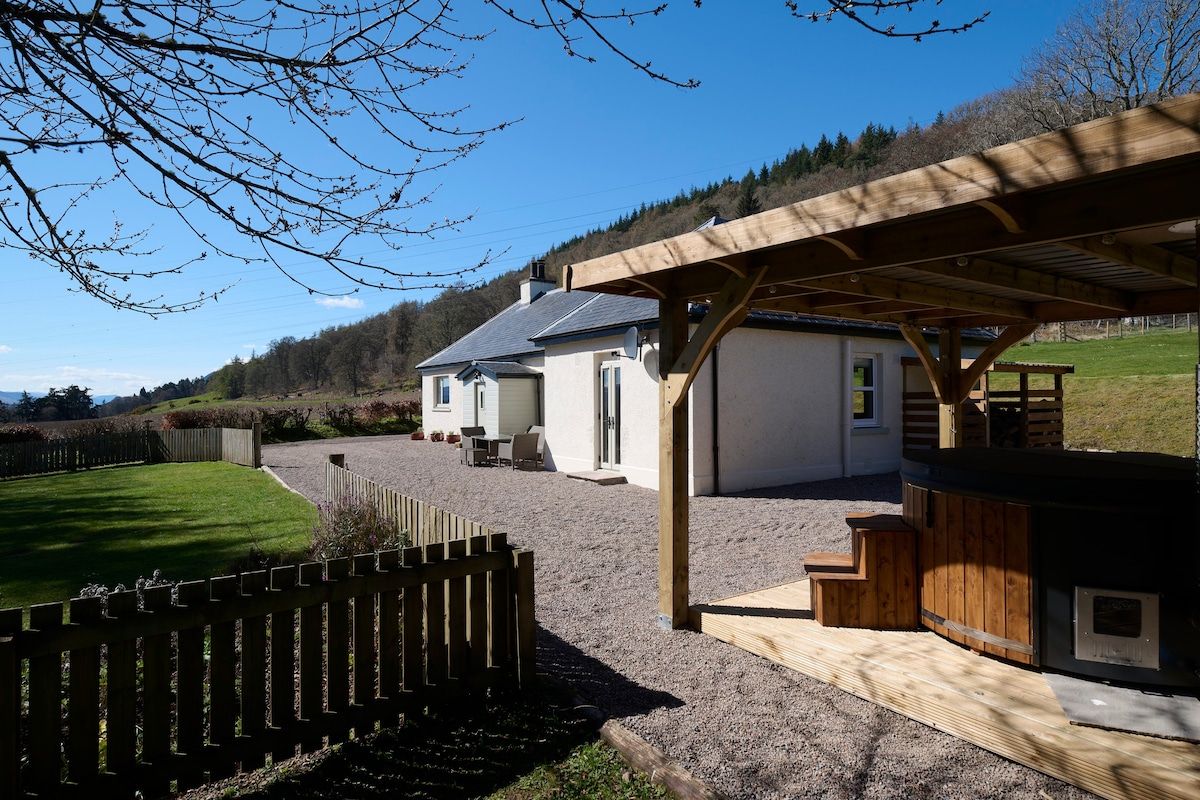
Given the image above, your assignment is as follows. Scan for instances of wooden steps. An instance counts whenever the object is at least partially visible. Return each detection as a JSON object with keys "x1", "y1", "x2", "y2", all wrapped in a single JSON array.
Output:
[{"x1": 803, "y1": 513, "x2": 919, "y2": 630}]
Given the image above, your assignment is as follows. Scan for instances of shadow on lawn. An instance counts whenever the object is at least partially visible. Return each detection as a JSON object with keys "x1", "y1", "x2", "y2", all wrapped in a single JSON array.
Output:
[{"x1": 179, "y1": 626, "x2": 684, "y2": 800}]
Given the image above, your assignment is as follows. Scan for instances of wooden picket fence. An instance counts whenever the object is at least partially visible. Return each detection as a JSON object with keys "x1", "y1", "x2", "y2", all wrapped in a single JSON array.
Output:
[
  {"x1": 325, "y1": 458, "x2": 495, "y2": 547},
  {"x1": 0, "y1": 535, "x2": 535, "y2": 799},
  {"x1": 0, "y1": 426, "x2": 261, "y2": 479}
]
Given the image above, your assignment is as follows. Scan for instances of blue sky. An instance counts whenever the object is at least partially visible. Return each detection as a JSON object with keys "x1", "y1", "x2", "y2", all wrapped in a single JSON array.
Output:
[{"x1": 0, "y1": 0, "x2": 1079, "y2": 398}]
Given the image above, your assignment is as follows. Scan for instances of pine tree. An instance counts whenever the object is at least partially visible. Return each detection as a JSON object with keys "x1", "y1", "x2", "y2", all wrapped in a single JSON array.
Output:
[
  {"x1": 813, "y1": 134, "x2": 834, "y2": 168},
  {"x1": 734, "y1": 181, "x2": 763, "y2": 218}
]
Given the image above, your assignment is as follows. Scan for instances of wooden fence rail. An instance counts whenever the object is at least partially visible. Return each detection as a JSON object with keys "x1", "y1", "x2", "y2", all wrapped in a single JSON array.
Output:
[
  {"x1": 0, "y1": 426, "x2": 261, "y2": 479},
  {"x1": 0, "y1": 535, "x2": 535, "y2": 799},
  {"x1": 325, "y1": 459, "x2": 495, "y2": 547}
]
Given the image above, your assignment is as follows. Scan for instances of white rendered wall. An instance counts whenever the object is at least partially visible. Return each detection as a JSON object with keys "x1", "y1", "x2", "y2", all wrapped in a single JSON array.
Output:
[
  {"x1": 421, "y1": 371, "x2": 464, "y2": 434},
  {"x1": 541, "y1": 332, "x2": 662, "y2": 488}
]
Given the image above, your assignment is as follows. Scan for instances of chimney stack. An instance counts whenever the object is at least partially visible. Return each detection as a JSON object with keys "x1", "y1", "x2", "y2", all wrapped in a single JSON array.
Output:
[{"x1": 520, "y1": 258, "x2": 555, "y2": 304}]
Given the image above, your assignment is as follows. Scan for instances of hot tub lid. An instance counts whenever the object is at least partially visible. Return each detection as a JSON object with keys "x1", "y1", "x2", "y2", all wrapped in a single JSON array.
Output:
[{"x1": 902, "y1": 448, "x2": 1196, "y2": 511}]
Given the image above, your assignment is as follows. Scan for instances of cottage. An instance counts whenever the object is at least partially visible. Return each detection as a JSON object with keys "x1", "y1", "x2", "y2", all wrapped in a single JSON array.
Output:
[{"x1": 417, "y1": 259, "x2": 991, "y2": 494}]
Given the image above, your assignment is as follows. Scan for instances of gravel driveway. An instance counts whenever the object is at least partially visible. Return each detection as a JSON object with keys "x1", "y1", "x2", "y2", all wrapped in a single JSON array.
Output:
[{"x1": 264, "y1": 436, "x2": 1096, "y2": 800}]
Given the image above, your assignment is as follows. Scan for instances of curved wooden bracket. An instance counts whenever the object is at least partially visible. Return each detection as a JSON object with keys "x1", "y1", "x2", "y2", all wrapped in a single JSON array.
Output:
[
  {"x1": 817, "y1": 230, "x2": 868, "y2": 261},
  {"x1": 709, "y1": 259, "x2": 746, "y2": 279},
  {"x1": 662, "y1": 267, "x2": 766, "y2": 409},
  {"x1": 975, "y1": 196, "x2": 1028, "y2": 234},
  {"x1": 627, "y1": 277, "x2": 667, "y2": 299}
]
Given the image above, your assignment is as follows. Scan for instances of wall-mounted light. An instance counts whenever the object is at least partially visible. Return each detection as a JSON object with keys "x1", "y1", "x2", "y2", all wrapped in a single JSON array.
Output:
[
  {"x1": 768, "y1": 285, "x2": 777, "y2": 294},
  {"x1": 849, "y1": 273, "x2": 860, "y2": 283},
  {"x1": 956, "y1": 256, "x2": 970, "y2": 267}
]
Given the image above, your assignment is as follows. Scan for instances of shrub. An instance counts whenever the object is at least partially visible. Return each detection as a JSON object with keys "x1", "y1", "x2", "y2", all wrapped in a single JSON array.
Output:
[
  {"x1": 161, "y1": 408, "x2": 213, "y2": 430},
  {"x1": 227, "y1": 543, "x2": 293, "y2": 575},
  {"x1": 319, "y1": 402, "x2": 359, "y2": 428},
  {"x1": 0, "y1": 425, "x2": 47, "y2": 443},
  {"x1": 162, "y1": 405, "x2": 258, "y2": 430},
  {"x1": 259, "y1": 406, "x2": 312, "y2": 439},
  {"x1": 309, "y1": 496, "x2": 411, "y2": 561},
  {"x1": 61, "y1": 417, "x2": 144, "y2": 438},
  {"x1": 359, "y1": 400, "x2": 393, "y2": 424},
  {"x1": 78, "y1": 569, "x2": 179, "y2": 610}
]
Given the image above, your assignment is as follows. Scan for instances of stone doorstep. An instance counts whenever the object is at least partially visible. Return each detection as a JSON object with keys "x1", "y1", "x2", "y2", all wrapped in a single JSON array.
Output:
[{"x1": 564, "y1": 470, "x2": 628, "y2": 486}]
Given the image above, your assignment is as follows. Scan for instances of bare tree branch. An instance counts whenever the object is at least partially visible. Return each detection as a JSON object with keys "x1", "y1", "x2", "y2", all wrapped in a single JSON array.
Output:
[
  {"x1": 0, "y1": 1, "x2": 990, "y2": 314},
  {"x1": 1015, "y1": 0, "x2": 1200, "y2": 131}
]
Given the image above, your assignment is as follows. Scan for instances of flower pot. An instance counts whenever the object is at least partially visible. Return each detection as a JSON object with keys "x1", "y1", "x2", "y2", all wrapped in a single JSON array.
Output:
[
  {"x1": 410, "y1": 432, "x2": 425, "y2": 440},
  {"x1": 446, "y1": 434, "x2": 461, "y2": 444}
]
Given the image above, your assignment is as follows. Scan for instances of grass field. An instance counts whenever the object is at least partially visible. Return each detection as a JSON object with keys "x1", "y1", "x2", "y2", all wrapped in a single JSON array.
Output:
[
  {"x1": 0, "y1": 462, "x2": 316, "y2": 608},
  {"x1": 996, "y1": 329, "x2": 1197, "y2": 456}
]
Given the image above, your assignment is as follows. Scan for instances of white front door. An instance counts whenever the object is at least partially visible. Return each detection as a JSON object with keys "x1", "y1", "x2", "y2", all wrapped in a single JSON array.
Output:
[
  {"x1": 474, "y1": 382, "x2": 486, "y2": 428},
  {"x1": 600, "y1": 363, "x2": 621, "y2": 469}
]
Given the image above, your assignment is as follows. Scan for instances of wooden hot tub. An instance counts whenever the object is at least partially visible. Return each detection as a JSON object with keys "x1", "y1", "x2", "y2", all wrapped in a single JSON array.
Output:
[{"x1": 901, "y1": 448, "x2": 1200, "y2": 688}]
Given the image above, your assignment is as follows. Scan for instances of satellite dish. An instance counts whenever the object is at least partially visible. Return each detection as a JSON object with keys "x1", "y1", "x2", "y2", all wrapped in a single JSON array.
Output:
[{"x1": 622, "y1": 326, "x2": 640, "y2": 359}]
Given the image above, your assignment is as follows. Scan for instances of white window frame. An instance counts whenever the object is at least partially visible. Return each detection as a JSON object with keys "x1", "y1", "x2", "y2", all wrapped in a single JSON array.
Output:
[
  {"x1": 434, "y1": 375, "x2": 451, "y2": 408},
  {"x1": 852, "y1": 354, "x2": 879, "y2": 428}
]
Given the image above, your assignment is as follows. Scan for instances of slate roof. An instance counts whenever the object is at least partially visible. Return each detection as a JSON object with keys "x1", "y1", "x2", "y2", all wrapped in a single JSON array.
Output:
[
  {"x1": 455, "y1": 361, "x2": 542, "y2": 381},
  {"x1": 419, "y1": 287, "x2": 996, "y2": 373},
  {"x1": 532, "y1": 293, "x2": 659, "y2": 342},
  {"x1": 415, "y1": 289, "x2": 593, "y2": 371}
]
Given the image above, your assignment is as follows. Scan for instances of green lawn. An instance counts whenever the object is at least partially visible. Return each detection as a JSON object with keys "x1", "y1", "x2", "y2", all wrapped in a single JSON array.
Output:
[
  {"x1": 0, "y1": 462, "x2": 316, "y2": 609},
  {"x1": 994, "y1": 330, "x2": 1197, "y2": 456}
]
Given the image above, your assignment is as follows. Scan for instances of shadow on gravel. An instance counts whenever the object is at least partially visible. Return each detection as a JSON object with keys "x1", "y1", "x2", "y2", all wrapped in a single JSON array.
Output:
[
  {"x1": 178, "y1": 625, "x2": 683, "y2": 800},
  {"x1": 722, "y1": 472, "x2": 902, "y2": 504},
  {"x1": 536, "y1": 626, "x2": 686, "y2": 719}
]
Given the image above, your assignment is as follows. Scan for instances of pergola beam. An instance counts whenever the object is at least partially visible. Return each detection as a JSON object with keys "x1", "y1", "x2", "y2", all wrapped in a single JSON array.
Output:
[
  {"x1": 914, "y1": 257, "x2": 1134, "y2": 312},
  {"x1": 1057, "y1": 237, "x2": 1198, "y2": 286}
]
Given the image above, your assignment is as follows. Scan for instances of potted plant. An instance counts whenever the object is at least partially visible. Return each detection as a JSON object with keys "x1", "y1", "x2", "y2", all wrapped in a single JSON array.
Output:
[
  {"x1": 430, "y1": 430, "x2": 445, "y2": 442},
  {"x1": 446, "y1": 431, "x2": 462, "y2": 445},
  {"x1": 410, "y1": 429, "x2": 425, "y2": 440}
]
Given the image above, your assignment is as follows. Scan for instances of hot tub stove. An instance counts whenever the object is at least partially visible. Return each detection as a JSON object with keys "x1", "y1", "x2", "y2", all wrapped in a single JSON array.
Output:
[{"x1": 901, "y1": 448, "x2": 1200, "y2": 689}]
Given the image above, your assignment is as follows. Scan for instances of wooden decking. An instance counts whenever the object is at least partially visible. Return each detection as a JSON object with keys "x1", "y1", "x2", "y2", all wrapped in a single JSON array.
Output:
[{"x1": 691, "y1": 580, "x2": 1200, "y2": 800}]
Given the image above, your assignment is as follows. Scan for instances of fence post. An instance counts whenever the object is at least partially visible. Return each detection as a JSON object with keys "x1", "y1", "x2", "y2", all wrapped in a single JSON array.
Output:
[
  {"x1": 270, "y1": 565, "x2": 299, "y2": 762},
  {"x1": 68, "y1": 596, "x2": 103, "y2": 785},
  {"x1": 329, "y1": 453, "x2": 345, "y2": 468},
  {"x1": 253, "y1": 421, "x2": 263, "y2": 468},
  {"x1": 513, "y1": 549, "x2": 536, "y2": 687},
  {"x1": 0, "y1": 609, "x2": 21, "y2": 799},
  {"x1": 28, "y1": 603, "x2": 63, "y2": 795}
]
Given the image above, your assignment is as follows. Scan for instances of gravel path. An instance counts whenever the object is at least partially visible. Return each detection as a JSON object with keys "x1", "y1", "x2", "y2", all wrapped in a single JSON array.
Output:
[{"x1": 265, "y1": 436, "x2": 1097, "y2": 800}]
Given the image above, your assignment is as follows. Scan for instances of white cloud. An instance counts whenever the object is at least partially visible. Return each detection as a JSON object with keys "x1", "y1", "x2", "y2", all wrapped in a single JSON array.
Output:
[
  {"x1": 315, "y1": 295, "x2": 364, "y2": 309},
  {"x1": 0, "y1": 345, "x2": 12, "y2": 353},
  {"x1": 2, "y1": 367, "x2": 152, "y2": 397}
]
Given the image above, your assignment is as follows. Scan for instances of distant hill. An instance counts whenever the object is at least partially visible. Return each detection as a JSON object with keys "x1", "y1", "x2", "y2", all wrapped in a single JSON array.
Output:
[{"x1": 0, "y1": 391, "x2": 24, "y2": 404}]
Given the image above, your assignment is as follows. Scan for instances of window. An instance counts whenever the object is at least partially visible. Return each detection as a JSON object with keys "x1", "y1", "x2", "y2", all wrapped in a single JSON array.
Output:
[
  {"x1": 435, "y1": 376, "x2": 450, "y2": 407},
  {"x1": 853, "y1": 355, "x2": 878, "y2": 427}
]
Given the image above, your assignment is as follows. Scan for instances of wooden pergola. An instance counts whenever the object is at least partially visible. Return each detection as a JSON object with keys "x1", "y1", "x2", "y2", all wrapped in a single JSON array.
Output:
[{"x1": 565, "y1": 94, "x2": 1200, "y2": 628}]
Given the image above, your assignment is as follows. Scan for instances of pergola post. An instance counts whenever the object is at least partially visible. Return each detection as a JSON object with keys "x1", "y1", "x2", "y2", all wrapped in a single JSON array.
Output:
[
  {"x1": 901, "y1": 323, "x2": 1040, "y2": 449},
  {"x1": 658, "y1": 293, "x2": 690, "y2": 629},
  {"x1": 938, "y1": 329, "x2": 965, "y2": 448},
  {"x1": 655, "y1": 268, "x2": 765, "y2": 628}
]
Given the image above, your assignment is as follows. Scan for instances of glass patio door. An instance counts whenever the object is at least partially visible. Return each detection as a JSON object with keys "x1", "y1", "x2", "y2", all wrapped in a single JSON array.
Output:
[{"x1": 600, "y1": 363, "x2": 621, "y2": 469}]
